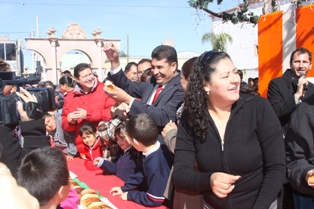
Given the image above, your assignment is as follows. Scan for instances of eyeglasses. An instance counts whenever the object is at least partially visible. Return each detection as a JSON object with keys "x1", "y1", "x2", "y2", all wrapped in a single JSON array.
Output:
[{"x1": 199, "y1": 50, "x2": 219, "y2": 66}]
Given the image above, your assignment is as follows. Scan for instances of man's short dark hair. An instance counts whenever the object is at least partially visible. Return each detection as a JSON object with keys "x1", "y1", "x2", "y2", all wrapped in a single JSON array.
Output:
[
  {"x1": 138, "y1": 59, "x2": 152, "y2": 66},
  {"x1": 124, "y1": 62, "x2": 138, "y2": 74},
  {"x1": 17, "y1": 147, "x2": 69, "y2": 206},
  {"x1": 74, "y1": 63, "x2": 91, "y2": 78},
  {"x1": 289, "y1": 48, "x2": 312, "y2": 65},
  {"x1": 62, "y1": 70, "x2": 72, "y2": 77},
  {"x1": 126, "y1": 113, "x2": 158, "y2": 147},
  {"x1": 151, "y1": 45, "x2": 178, "y2": 69}
]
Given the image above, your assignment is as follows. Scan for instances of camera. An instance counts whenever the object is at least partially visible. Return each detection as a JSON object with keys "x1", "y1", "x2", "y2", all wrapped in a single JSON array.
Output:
[{"x1": 0, "y1": 71, "x2": 56, "y2": 125}]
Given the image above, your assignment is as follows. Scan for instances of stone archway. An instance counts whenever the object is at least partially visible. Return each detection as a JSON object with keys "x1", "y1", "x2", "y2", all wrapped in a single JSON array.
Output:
[{"x1": 26, "y1": 23, "x2": 120, "y2": 84}]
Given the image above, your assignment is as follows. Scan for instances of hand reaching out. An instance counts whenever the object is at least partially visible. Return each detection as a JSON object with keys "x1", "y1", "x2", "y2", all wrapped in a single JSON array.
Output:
[
  {"x1": 93, "y1": 157, "x2": 102, "y2": 166},
  {"x1": 162, "y1": 38, "x2": 176, "y2": 47},
  {"x1": 103, "y1": 43, "x2": 120, "y2": 69},
  {"x1": 161, "y1": 120, "x2": 178, "y2": 138},
  {"x1": 104, "y1": 85, "x2": 134, "y2": 104},
  {"x1": 110, "y1": 187, "x2": 123, "y2": 196}
]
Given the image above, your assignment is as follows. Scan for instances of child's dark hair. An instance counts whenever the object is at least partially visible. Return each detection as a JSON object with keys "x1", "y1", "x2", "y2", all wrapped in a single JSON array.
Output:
[
  {"x1": 79, "y1": 122, "x2": 97, "y2": 136},
  {"x1": 42, "y1": 112, "x2": 53, "y2": 119},
  {"x1": 59, "y1": 76, "x2": 75, "y2": 88},
  {"x1": 16, "y1": 147, "x2": 69, "y2": 206},
  {"x1": 126, "y1": 113, "x2": 158, "y2": 146},
  {"x1": 114, "y1": 121, "x2": 127, "y2": 139}
]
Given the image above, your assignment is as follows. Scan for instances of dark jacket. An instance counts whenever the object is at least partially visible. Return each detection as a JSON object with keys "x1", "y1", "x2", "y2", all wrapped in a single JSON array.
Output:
[
  {"x1": 173, "y1": 95, "x2": 286, "y2": 209},
  {"x1": 108, "y1": 69, "x2": 184, "y2": 132},
  {"x1": 0, "y1": 119, "x2": 50, "y2": 176},
  {"x1": 286, "y1": 101, "x2": 314, "y2": 196},
  {"x1": 267, "y1": 69, "x2": 314, "y2": 134},
  {"x1": 100, "y1": 146, "x2": 140, "y2": 181},
  {"x1": 122, "y1": 142, "x2": 173, "y2": 207}
]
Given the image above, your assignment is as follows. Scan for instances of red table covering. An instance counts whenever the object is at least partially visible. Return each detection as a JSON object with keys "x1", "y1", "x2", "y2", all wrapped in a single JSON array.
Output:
[{"x1": 67, "y1": 158, "x2": 168, "y2": 209}]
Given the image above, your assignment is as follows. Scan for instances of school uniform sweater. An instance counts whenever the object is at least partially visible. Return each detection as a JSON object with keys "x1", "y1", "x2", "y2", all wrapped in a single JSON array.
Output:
[
  {"x1": 173, "y1": 94, "x2": 286, "y2": 209},
  {"x1": 99, "y1": 146, "x2": 140, "y2": 181},
  {"x1": 121, "y1": 142, "x2": 173, "y2": 207}
]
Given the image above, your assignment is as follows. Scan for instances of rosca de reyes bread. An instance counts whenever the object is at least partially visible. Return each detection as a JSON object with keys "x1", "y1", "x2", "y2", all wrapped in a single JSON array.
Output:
[
  {"x1": 80, "y1": 188, "x2": 97, "y2": 196},
  {"x1": 105, "y1": 80, "x2": 116, "y2": 91},
  {"x1": 80, "y1": 194, "x2": 101, "y2": 208},
  {"x1": 86, "y1": 201, "x2": 112, "y2": 209},
  {"x1": 80, "y1": 193, "x2": 112, "y2": 209}
]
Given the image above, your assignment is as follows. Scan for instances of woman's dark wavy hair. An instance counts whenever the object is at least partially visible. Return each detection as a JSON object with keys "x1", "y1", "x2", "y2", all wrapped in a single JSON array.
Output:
[{"x1": 182, "y1": 50, "x2": 231, "y2": 141}]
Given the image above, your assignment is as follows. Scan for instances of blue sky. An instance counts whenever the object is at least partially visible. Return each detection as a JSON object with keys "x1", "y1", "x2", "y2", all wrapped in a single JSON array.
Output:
[{"x1": 0, "y1": 0, "x2": 239, "y2": 69}]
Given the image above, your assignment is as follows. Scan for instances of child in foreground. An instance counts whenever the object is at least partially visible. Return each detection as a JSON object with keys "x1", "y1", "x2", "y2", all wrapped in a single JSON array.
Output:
[
  {"x1": 16, "y1": 147, "x2": 78, "y2": 209},
  {"x1": 79, "y1": 122, "x2": 103, "y2": 171},
  {"x1": 94, "y1": 121, "x2": 141, "y2": 181},
  {"x1": 110, "y1": 113, "x2": 173, "y2": 207}
]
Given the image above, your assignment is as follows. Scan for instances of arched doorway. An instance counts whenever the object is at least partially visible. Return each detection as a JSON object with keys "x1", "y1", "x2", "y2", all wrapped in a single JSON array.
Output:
[{"x1": 26, "y1": 23, "x2": 120, "y2": 84}]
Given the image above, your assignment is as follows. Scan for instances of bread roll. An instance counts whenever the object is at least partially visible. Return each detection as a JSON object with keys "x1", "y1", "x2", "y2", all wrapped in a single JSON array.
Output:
[
  {"x1": 308, "y1": 175, "x2": 314, "y2": 185},
  {"x1": 80, "y1": 194, "x2": 101, "y2": 208},
  {"x1": 80, "y1": 188, "x2": 97, "y2": 196},
  {"x1": 105, "y1": 80, "x2": 116, "y2": 91},
  {"x1": 87, "y1": 201, "x2": 112, "y2": 209}
]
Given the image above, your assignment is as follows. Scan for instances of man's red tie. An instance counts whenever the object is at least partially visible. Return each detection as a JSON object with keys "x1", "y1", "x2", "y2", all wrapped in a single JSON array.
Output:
[{"x1": 152, "y1": 85, "x2": 163, "y2": 104}]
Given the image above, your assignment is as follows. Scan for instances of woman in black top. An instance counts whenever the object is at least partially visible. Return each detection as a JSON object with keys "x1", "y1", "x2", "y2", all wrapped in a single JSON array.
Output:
[{"x1": 173, "y1": 51, "x2": 286, "y2": 209}]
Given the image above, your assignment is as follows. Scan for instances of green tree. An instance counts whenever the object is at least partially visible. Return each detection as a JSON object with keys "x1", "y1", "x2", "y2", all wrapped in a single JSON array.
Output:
[
  {"x1": 188, "y1": 0, "x2": 288, "y2": 25},
  {"x1": 118, "y1": 51, "x2": 127, "y2": 57},
  {"x1": 202, "y1": 32, "x2": 233, "y2": 52}
]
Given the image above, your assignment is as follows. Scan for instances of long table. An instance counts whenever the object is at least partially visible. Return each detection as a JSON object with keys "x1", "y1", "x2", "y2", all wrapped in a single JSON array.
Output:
[{"x1": 67, "y1": 158, "x2": 169, "y2": 209}]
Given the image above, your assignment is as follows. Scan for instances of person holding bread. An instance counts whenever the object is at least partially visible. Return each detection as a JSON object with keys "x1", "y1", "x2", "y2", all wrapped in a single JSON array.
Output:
[{"x1": 103, "y1": 43, "x2": 184, "y2": 144}]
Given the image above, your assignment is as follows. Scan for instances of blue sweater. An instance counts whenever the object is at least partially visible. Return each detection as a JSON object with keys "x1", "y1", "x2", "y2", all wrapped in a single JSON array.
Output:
[
  {"x1": 100, "y1": 146, "x2": 140, "y2": 181},
  {"x1": 121, "y1": 142, "x2": 173, "y2": 207}
]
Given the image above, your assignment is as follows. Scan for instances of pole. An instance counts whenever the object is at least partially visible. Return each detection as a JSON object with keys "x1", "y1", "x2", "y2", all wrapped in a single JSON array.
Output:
[
  {"x1": 127, "y1": 35, "x2": 129, "y2": 63},
  {"x1": 31, "y1": 30, "x2": 34, "y2": 72},
  {"x1": 36, "y1": 15, "x2": 39, "y2": 38}
]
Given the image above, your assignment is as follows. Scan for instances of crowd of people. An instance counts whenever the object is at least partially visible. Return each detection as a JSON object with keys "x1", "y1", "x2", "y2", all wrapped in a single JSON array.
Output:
[{"x1": 0, "y1": 44, "x2": 313, "y2": 209}]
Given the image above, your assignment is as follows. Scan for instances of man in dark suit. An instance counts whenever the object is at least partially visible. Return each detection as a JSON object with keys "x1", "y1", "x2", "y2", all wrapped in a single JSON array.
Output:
[
  {"x1": 267, "y1": 47, "x2": 314, "y2": 209},
  {"x1": 103, "y1": 43, "x2": 184, "y2": 137},
  {"x1": 267, "y1": 47, "x2": 314, "y2": 135}
]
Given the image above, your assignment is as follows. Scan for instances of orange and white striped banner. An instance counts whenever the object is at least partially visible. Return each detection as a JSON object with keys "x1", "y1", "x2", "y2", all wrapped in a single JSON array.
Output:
[{"x1": 258, "y1": 5, "x2": 314, "y2": 98}]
